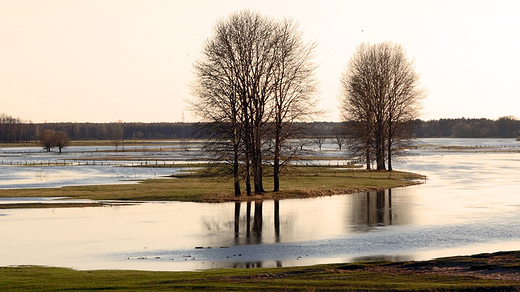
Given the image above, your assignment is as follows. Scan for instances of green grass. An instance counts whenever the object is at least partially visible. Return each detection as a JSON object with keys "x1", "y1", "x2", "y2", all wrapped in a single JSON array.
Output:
[
  {"x1": 0, "y1": 166, "x2": 424, "y2": 204},
  {"x1": 1, "y1": 258, "x2": 518, "y2": 291}
]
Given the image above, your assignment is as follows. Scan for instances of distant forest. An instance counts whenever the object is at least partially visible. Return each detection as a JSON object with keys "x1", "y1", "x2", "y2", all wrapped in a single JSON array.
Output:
[{"x1": 0, "y1": 113, "x2": 519, "y2": 143}]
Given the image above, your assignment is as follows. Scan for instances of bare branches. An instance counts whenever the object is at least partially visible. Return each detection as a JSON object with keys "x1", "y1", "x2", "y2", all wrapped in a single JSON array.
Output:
[
  {"x1": 340, "y1": 42, "x2": 424, "y2": 170},
  {"x1": 190, "y1": 10, "x2": 319, "y2": 195}
]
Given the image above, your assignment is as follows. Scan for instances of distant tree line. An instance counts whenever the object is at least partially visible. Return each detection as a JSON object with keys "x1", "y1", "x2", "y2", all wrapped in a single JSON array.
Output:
[
  {"x1": 413, "y1": 116, "x2": 520, "y2": 138},
  {"x1": 0, "y1": 117, "x2": 518, "y2": 144},
  {"x1": 0, "y1": 114, "x2": 32, "y2": 143},
  {"x1": 0, "y1": 117, "x2": 205, "y2": 143}
]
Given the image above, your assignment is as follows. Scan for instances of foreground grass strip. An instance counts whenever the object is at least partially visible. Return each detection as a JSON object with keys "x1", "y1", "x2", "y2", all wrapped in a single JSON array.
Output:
[
  {"x1": 2, "y1": 251, "x2": 520, "y2": 292},
  {"x1": 0, "y1": 166, "x2": 424, "y2": 204}
]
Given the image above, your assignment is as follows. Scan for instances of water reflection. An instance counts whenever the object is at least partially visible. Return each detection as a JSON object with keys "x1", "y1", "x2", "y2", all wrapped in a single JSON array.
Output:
[
  {"x1": 349, "y1": 189, "x2": 411, "y2": 232},
  {"x1": 202, "y1": 190, "x2": 412, "y2": 252},
  {"x1": 201, "y1": 192, "x2": 413, "y2": 269},
  {"x1": 231, "y1": 200, "x2": 280, "y2": 246},
  {"x1": 231, "y1": 200, "x2": 282, "y2": 268}
]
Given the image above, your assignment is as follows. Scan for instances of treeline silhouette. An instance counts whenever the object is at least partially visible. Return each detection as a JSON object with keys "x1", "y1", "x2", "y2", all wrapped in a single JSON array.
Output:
[
  {"x1": 413, "y1": 117, "x2": 520, "y2": 138},
  {"x1": 0, "y1": 114, "x2": 519, "y2": 143}
]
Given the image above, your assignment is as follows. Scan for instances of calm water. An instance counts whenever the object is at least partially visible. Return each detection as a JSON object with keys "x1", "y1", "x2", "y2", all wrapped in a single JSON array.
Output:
[{"x1": 0, "y1": 138, "x2": 519, "y2": 270}]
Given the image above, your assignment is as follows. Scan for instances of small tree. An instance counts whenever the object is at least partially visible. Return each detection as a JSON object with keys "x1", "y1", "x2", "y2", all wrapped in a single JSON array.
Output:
[
  {"x1": 111, "y1": 121, "x2": 124, "y2": 151},
  {"x1": 53, "y1": 131, "x2": 70, "y2": 153},
  {"x1": 332, "y1": 125, "x2": 347, "y2": 150},
  {"x1": 39, "y1": 129, "x2": 55, "y2": 152},
  {"x1": 313, "y1": 136, "x2": 326, "y2": 151}
]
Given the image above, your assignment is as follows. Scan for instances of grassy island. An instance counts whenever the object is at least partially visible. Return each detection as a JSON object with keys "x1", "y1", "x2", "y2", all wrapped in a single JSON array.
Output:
[{"x1": 0, "y1": 165, "x2": 424, "y2": 207}]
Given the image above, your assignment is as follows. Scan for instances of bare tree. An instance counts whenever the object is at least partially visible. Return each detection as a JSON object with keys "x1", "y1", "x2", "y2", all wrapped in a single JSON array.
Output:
[
  {"x1": 340, "y1": 42, "x2": 424, "y2": 170},
  {"x1": 39, "y1": 129, "x2": 55, "y2": 152},
  {"x1": 191, "y1": 10, "x2": 319, "y2": 195},
  {"x1": 190, "y1": 10, "x2": 263, "y2": 196},
  {"x1": 332, "y1": 125, "x2": 347, "y2": 150},
  {"x1": 385, "y1": 44, "x2": 424, "y2": 170},
  {"x1": 111, "y1": 120, "x2": 124, "y2": 151},
  {"x1": 270, "y1": 19, "x2": 319, "y2": 192},
  {"x1": 312, "y1": 136, "x2": 326, "y2": 151},
  {"x1": 53, "y1": 131, "x2": 70, "y2": 153}
]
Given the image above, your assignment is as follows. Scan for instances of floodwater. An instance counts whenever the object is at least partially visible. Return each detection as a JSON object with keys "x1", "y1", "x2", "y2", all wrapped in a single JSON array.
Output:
[
  {"x1": 0, "y1": 144, "x2": 201, "y2": 189},
  {"x1": 0, "y1": 138, "x2": 520, "y2": 271}
]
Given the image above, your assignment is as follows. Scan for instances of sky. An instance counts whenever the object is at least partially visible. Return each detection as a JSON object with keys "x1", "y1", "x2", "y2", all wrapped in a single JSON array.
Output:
[{"x1": 1, "y1": 0, "x2": 519, "y2": 123}]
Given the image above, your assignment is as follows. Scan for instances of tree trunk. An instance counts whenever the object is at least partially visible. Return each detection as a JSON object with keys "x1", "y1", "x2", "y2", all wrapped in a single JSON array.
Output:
[
  {"x1": 365, "y1": 145, "x2": 371, "y2": 170},
  {"x1": 387, "y1": 121, "x2": 393, "y2": 171},
  {"x1": 253, "y1": 117, "x2": 264, "y2": 195},
  {"x1": 233, "y1": 125, "x2": 242, "y2": 196},
  {"x1": 233, "y1": 145, "x2": 241, "y2": 196},
  {"x1": 243, "y1": 95, "x2": 252, "y2": 196},
  {"x1": 375, "y1": 133, "x2": 386, "y2": 170},
  {"x1": 273, "y1": 125, "x2": 281, "y2": 192}
]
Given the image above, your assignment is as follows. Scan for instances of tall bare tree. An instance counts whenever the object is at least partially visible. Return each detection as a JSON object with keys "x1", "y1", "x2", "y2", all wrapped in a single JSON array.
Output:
[
  {"x1": 191, "y1": 10, "x2": 275, "y2": 196},
  {"x1": 340, "y1": 42, "x2": 424, "y2": 170},
  {"x1": 191, "y1": 10, "x2": 319, "y2": 195},
  {"x1": 270, "y1": 19, "x2": 319, "y2": 192}
]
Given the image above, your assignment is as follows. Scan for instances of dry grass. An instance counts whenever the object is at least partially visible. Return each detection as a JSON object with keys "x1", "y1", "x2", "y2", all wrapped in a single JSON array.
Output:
[{"x1": 0, "y1": 166, "x2": 424, "y2": 205}]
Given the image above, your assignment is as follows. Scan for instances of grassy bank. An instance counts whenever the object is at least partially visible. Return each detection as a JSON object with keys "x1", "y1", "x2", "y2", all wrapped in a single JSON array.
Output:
[
  {"x1": 2, "y1": 251, "x2": 520, "y2": 291},
  {"x1": 0, "y1": 166, "x2": 424, "y2": 205}
]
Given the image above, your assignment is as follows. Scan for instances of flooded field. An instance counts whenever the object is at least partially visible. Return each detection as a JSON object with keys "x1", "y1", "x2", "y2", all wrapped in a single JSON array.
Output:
[{"x1": 0, "y1": 138, "x2": 519, "y2": 271}]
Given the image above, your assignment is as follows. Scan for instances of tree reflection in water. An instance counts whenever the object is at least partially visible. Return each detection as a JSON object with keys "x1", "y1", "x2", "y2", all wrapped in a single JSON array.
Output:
[
  {"x1": 232, "y1": 200, "x2": 280, "y2": 245},
  {"x1": 349, "y1": 189, "x2": 411, "y2": 232},
  {"x1": 232, "y1": 200, "x2": 282, "y2": 268},
  {"x1": 203, "y1": 190, "x2": 410, "y2": 268}
]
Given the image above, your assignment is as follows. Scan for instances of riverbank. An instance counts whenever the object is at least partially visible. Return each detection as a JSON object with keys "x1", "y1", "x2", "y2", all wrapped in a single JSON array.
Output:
[
  {"x1": 2, "y1": 250, "x2": 520, "y2": 291},
  {"x1": 0, "y1": 166, "x2": 424, "y2": 208}
]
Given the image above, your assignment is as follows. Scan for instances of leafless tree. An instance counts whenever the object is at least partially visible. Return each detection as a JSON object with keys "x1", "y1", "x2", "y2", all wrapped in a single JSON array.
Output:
[
  {"x1": 312, "y1": 136, "x2": 326, "y2": 151},
  {"x1": 270, "y1": 19, "x2": 319, "y2": 192},
  {"x1": 332, "y1": 125, "x2": 347, "y2": 150},
  {"x1": 111, "y1": 120, "x2": 124, "y2": 151},
  {"x1": 39, "y1": 129, "x2": 55, "y2": 152},
  {"x1": 190, "y1": 10, "x2": 259, "y2": 196},
  {"x1": 191, "y1": 10, "x2": 319, "y2": 195},
  {"x1": 340, "y1": 42, "x2": 424, "y2": 170},
  {"x1": 53, "y1": 131, "x2": 70, "y2": 153}
]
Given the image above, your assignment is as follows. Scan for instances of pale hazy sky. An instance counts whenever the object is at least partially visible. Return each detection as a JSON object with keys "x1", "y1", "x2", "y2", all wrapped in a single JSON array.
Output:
[{"x1": 1, "y1": 0, "x2": 519, "y2": 123}]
